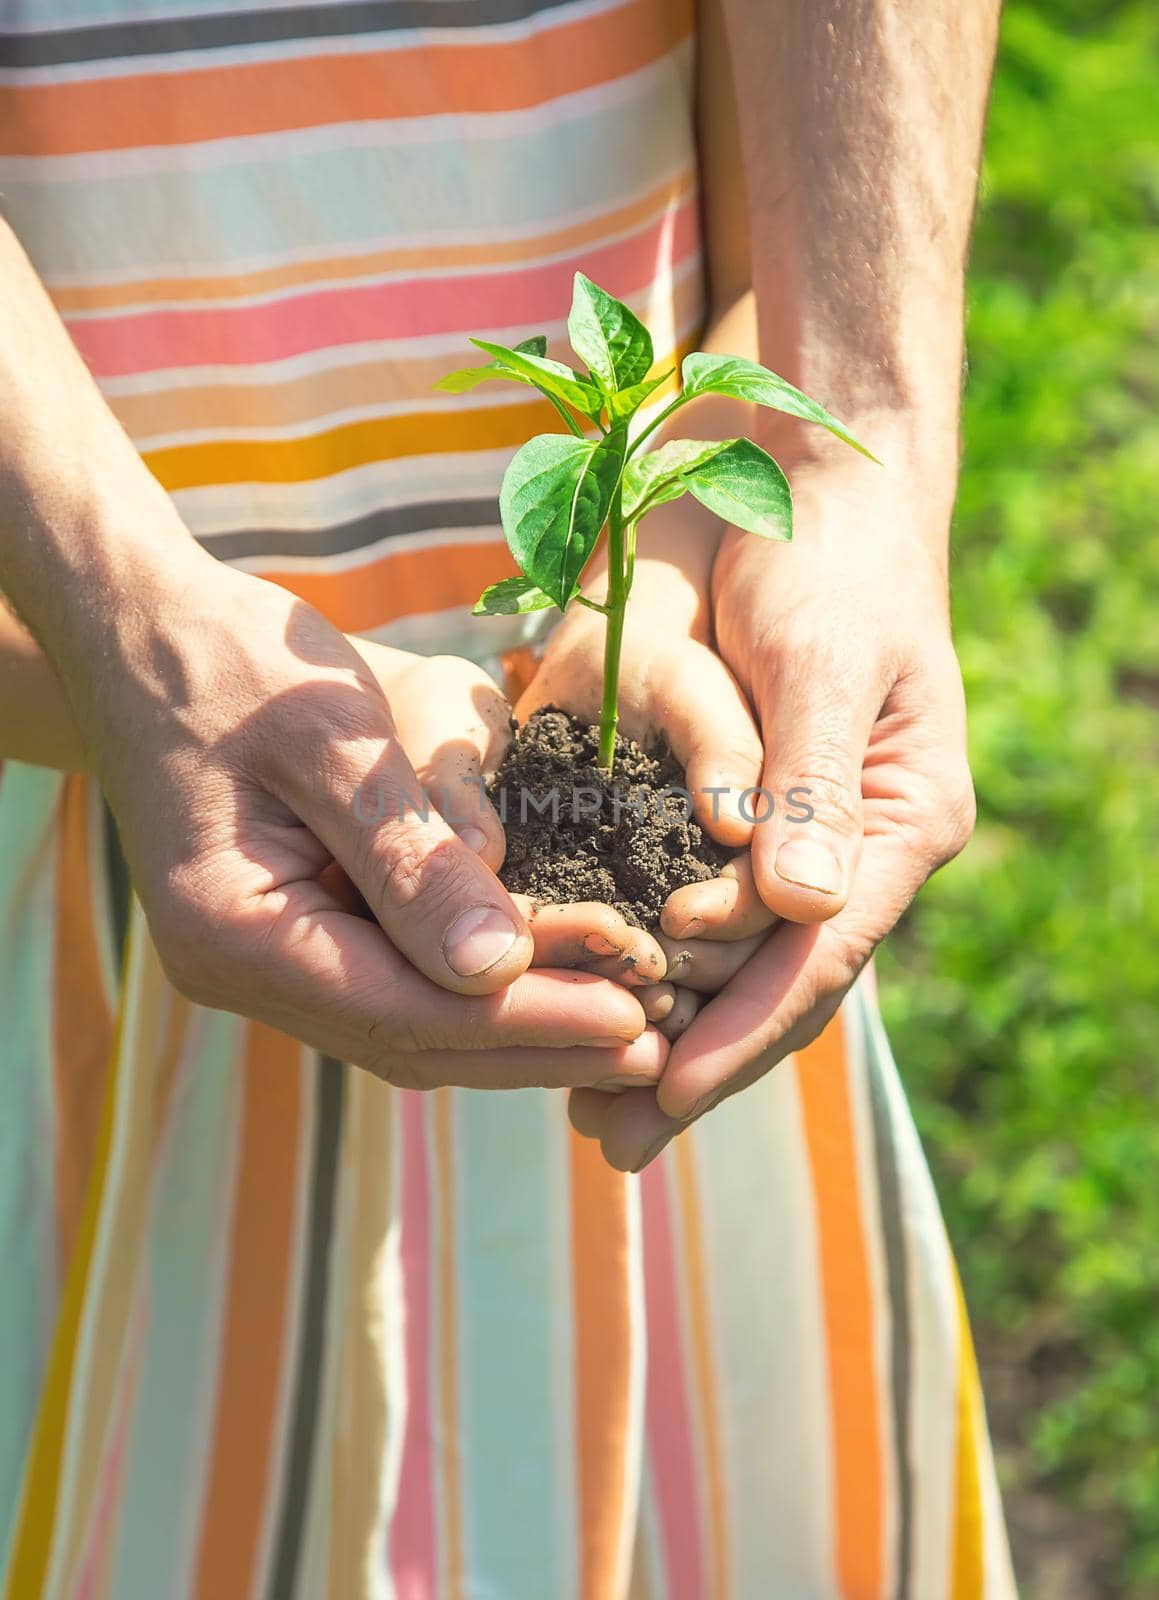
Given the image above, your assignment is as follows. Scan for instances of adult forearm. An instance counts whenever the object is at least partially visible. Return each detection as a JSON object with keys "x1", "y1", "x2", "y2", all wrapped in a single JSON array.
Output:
[
  {"x1": 722, "y1": 0, "x2": 1001, "y2": 495},
  {"x1": 0, "y1": 220, "x2": 202, "y2": 676}
]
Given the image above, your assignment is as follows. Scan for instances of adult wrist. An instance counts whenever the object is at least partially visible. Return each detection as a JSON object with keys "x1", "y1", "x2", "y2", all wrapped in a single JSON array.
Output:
[{"x1": 0, "y1": 445, "x2": 210, "y2": 689}]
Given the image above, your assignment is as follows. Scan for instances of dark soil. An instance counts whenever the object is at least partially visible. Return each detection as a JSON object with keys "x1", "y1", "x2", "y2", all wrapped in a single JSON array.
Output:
[{"x1": 490, "y1": 707, "x2": 734, "y2": 930}]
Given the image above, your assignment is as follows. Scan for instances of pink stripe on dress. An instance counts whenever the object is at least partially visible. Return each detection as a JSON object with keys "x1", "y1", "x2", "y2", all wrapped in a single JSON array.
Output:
[
  {"x1": 66, "y1": 200, "x2": 698, "y2": 377},
  {"x1": 640, "y1": 1158, "x2": 705, "y2": 1600}
]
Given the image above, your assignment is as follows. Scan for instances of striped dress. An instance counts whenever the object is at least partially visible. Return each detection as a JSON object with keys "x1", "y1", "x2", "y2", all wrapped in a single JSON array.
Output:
[{"x1": 0, "y1": 3, "x2": 1015, "y2": 1596}]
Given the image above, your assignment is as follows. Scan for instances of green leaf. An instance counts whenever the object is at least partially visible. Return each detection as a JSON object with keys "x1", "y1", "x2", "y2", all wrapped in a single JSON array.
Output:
[
  {"x1": 684, "y1": 438, "x2": 793, "y2": 540},
  {"x1": 472, "y1": 575, "x2": 559, "y2": 617},
  {"x1": 435, "y1": 335, "x2": 549, "y2": 393},
  {"x1": 621, "y1": 437, "x2": 735, "y2": 519},
  {"x1": 680, "y1": 352, "x2": 879, "y2": 460},
  {"x1": 608, "y1": 369, "x2": 673, "y2": 424},
  {"x1": 436, "y1": 336, "x2": 603, "y2": 424},
  {"x1": 499, "y1": 429, "x2": 626, "y2": 609},
  {"x1": 568, "y1": 274, "x2": 654, "y2": 394},
  {"x1": 469, "y1": 338, "x2": 604, "y2": 420}
]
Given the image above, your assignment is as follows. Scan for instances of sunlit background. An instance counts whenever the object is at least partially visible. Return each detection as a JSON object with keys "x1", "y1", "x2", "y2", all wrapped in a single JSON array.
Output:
[{"x1": 876, "y1": 1, "x2": 1159, "y2": 1593}]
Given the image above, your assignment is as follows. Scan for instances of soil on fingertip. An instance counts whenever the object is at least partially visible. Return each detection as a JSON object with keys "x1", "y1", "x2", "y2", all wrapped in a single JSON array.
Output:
[{"x1": 489, "y1": 706, "x2": 734, "y2": 930}]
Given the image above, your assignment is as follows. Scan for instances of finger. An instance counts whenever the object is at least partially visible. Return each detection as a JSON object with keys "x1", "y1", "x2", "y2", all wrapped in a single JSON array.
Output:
[
  {"x1": 383, "y1": 1024, "x2": 670, "y2": 1093},
  {"x1": 655, "y1": 817, "x2": 931, "y2": 1121},
  {"x1": 597, "y1": 1089, "x2": 683, "y2": 1173},
  {"x1": 512, "y1": 896, "x2": 667, "y2": 984},
  {"x1": 196, "y1": 855, "x2": 656, "y2": 1058},
  {"x1": 583, "y1": 954, "x2": 666, "y2": 989},
  {"x1": 385, "y1": 653, "x2": 512, "y2": 873},
  {"x1": 658, "y1": 985, "x2": 701, "y2": 1040},
  {"x1": 568, "y1": 1086, "x2": 616, "y2": 1139},
  {"x1": 655, "y1": 930, "x2": 765, "y2": 995},
  {"x1": 640, "y1": 981, "x2": 677, "y2": 1024},
  {"x1": 650, "y1": 648, "x2": 764, "y2": 848},
  {"x1": 748, "y1": 650, "x2": 882, "y2": 923},
  {"x1": 273, "y1": 693, "x2": 532, "y2": 996},
  {"x1": 661, "y1": 853, "x2": 779, "y2": 942}
]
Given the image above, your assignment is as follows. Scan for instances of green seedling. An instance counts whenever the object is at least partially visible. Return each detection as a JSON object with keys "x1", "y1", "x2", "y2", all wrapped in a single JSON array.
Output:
[{"x1": 438, "y1": 274, "x2": 874, "y2": 772}]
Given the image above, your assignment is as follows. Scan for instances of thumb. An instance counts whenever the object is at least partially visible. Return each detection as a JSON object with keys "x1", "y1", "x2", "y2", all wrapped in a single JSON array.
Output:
[
  {"x1": 277, "y1": 699, "x2": 532, "y2": 998},
  {"x1": 749, "y1": 663, "x2": 879, "y2": 923}
]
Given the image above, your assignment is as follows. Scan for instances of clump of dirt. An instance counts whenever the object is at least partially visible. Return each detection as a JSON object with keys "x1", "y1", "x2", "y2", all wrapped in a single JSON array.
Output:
[{"x1": 490, "y1": 706, "x2": 733, "y2": 930}]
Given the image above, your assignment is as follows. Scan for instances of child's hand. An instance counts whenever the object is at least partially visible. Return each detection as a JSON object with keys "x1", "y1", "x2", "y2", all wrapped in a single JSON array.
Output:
[
  {"x1": 515, "y1": 550, "x2": 763, "y2": 851},
  {"x1": 513, "y1": 499, "x2": 779, "y2": 1047},
  {"x1": 349, "y1": 638, "x2": 671, "y2": 990}
]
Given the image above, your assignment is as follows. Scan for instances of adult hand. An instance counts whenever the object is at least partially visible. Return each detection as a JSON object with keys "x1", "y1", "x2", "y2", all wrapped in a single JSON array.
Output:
[
  {"x1": 570, "y1": 447, "x2": 976, "y2": 1169},
  {"x1": 37, "y1": 537, "x2": 668, "y2": 1090}
]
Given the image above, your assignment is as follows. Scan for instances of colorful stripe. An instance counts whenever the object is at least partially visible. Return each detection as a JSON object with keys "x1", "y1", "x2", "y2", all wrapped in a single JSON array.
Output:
[
  {"x1": 950, "y1": 1272, "x2": 987, "y2": 1600},
  {"x1": 796, "y1": 1012, "x2": 887, "y2": 1599},
  {"x1": 51, "y1": 778, "x2": 116, "y2": 1285},
  {"x1": 390, "y1": 1091, "x2": 438, "y2": 1599},
  {"x1": 569, "y1": 1130, "x2": 636, "y2": 1599},
  {"x1": 192, "y1": 1024, "x2": 305, "y2": 1599},
  {"x1": 0, "y1": 4, "x2": 690, "y2": 158}
]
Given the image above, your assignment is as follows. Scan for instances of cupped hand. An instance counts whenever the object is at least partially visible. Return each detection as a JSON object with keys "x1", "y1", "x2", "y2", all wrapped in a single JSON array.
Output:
[
  {"x1": 569, "y1": 447, "x2": 976, "y2": 1168},
  {"x1": 60, "y1": 543, "x2": 670, "y2": 1091},
  {"x1": 515, "y1": 503, "x2": 771, "y2": 1047}
]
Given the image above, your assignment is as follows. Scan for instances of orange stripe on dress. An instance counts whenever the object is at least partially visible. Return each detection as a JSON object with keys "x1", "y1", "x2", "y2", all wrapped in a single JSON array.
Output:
[
  {"x1": 52, "y1": 776, "x2": 115, "y2": 1281},
  {"x1": 569, "y1": 1128, "x2": 636, "y2": 1599},
  {"x1": 671, "y1": 1138, "x2": 730, "y2": 1599},
  {"x1": 0, "y1": 0, "x2": 692, "y2": 158},
  {"x1": 142, "y1": 396, "x2": 554, "y2": 492},
  {"x1": 265, "y1": 538, "x2": 518, "y2": 634},
  {"x1": 795, "y1": 1012, "x2": 886, "y2": 1600},
  {"x1": 193, "y1": 1023, "x2": 305, "y2": 1600}
]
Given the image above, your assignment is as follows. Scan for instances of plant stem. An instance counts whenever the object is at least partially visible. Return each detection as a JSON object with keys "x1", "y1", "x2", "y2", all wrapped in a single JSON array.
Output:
[
  {"x1": 597, "y1": 488, "x2": 627, "y2": 772},
  {"x1": 623, "y1": 391, "x2": 688, "y2": 459},
  {"x1": 545, "y1": 393, "x2": 587, "y2": 438}
]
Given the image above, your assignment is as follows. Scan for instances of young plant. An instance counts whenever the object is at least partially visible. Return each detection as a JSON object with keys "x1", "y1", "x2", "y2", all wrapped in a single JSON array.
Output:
[{"x1": 438, "y1": 275, "x2": 873, "y2": 773}]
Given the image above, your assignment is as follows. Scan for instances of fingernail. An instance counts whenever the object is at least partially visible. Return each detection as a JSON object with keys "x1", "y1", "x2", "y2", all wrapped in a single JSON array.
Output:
[
  {"x1": 775, "y1": 838, "x2": 843, "y2": 896},
  {"x1": 671, "y1": 915, "x2": 705, "y2": 939},
  {"x1": 458, "y1": 825, "x2": 489, "y2": 854},
  {"x1": 642, "y1": 990, "x2": 676, "y2": 1021},
  {"x1": 631, "y1": 1132, "x2": 673, "y2": 1173},
  {"x1": 595, "y1": 1074, "x2": 644, "y2": 1089},
  {"x1": 684, "y1": 1092, "x2": 717, "y2": 1122},
  {"x1": 444, "y1": 904, "x2": 520, "y2": 976},
  {"x1": 582, "y1": 1036, "x2": 638, "y2": 1049},
  {"x1": 583, "y1": 932, "x2": 621, "y2": 957}
]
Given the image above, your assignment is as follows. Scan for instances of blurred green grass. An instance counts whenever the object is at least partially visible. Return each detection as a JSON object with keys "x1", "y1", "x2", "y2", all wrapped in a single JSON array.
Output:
[{"x1": 876, "y1": 0, "x2": 1159, "y2": 1591}]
